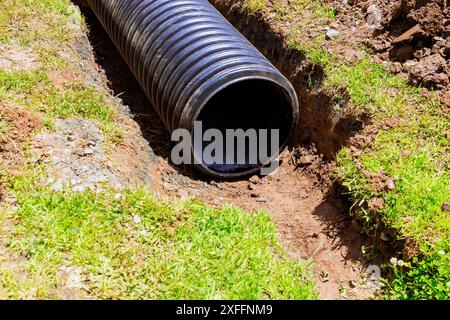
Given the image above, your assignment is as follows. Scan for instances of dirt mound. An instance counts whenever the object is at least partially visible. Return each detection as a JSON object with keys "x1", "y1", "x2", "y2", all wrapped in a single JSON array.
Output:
[{"x1": 361, "y1": 0, "x2": 450, "y2": 91}]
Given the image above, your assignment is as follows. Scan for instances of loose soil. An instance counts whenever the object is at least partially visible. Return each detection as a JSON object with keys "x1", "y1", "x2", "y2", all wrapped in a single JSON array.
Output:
[
  {"x1": 330, "y1": 0, "x2": 450, "y2": 105},
  {"x1": 78, "y1": 5, "x2": 381, "y2": 299}
]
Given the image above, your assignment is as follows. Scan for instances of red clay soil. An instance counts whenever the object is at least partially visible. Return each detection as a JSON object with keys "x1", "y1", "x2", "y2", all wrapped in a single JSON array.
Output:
[{"x1": 0, "y1": 105, "x2": 43, "y2": 200}]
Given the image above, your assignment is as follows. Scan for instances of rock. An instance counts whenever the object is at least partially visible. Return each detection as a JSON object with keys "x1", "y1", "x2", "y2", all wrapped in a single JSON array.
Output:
[
  {"x1": 162, "y1": 182, "x2": 176, "y2": 191},
  {"x1": 248, "y1": 183, "x2": 257, "y2": 191},
  {"x1": 341, "y1": 48, "x2": 365, "y2": 63},
  {"x1": 368, "y1": 198, "x2": 385, "y2": 211},
  {"x1": 408, "y1": 54, "x2": 449, "y2": 88},
  {"x1": 395, "y1": 45, "x2": 414, "y2": 61},
  {"x1": 133, "y1": 215, "x2": 142, "y2": 224},
  {"x1": 256, "y1": 197, "x2": 267, "y2": 203},
  {"x1": 386, "y1": 179, "x2": 396, "y2": 191},
  {"x1": 249, "y1": 175, "x2": 260, "y2": 184},
  {"x1": 367, "y1": 4, "x2": 382, "y2": 30},
  {"x1": 442, "y1": 202, "x2": 450, "y2": 213},
  {"x1": 210, "y1": 181, "x2": 221, "y2": 189},
  {"x1": 380, "y1": 231, "x2": 392, "y2": 242},
  {"x1": 349, "y1": 280, "x2": 357, "y2": 288},
  {"x1": 72, "y1": 185, "x2": 86, "y2": 193},
  {"x1": 83, "y1": 148, "x2": 94, "y2": 156},
  {"x1": 326, "y1": 28, "x2": 340, "y2": 40},
  {"x1": 298, "y1": 155, "x2": 315, "y2": 165}
]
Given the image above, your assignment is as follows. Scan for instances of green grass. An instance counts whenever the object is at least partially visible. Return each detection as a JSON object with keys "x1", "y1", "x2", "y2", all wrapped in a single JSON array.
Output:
[{"x1": 0, "y1": 172, "x2": 316, "y2": 299}]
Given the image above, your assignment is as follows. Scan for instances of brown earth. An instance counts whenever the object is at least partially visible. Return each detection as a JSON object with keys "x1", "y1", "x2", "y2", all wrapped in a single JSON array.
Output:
[{"x1": 331, "y1": 0, "x2": 450, "y2": 104}]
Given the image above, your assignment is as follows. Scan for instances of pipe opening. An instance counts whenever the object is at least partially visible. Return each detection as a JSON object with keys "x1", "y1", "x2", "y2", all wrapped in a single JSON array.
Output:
[{"x1": 194, "y1": 79, "x2": 295, "y2": 176}]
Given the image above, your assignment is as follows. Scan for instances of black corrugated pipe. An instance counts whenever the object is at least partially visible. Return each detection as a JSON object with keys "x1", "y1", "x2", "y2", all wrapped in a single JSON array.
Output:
[{"x1": 86, "y1": 0, "x2": 299, "y2": 178}]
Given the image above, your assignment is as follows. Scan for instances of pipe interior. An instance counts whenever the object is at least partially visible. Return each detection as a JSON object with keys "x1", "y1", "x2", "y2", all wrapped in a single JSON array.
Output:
[{"x1": 194, "y1": 79, "x2": 294, "y2": 175}]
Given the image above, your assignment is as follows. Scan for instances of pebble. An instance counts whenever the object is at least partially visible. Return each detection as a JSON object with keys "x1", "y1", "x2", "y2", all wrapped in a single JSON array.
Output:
[
  {"x1": 133, "y1": 215, "x2": 142, "y2": 224},
  {"x1": 72, "y1": 185, "x2": 86, "y2": 193},
  {"x1": 326, "y1": 28, "x2": 340, "y2": 40},
  {"x1": 256, "y1": 197, "x2": 267, "y2": 203},
  {"x1": 442, "y1": 202, "x2": 450, "y2": 213}
]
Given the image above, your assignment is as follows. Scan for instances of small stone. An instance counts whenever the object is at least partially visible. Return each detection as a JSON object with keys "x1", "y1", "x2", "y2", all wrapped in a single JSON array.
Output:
[
  {"x1": 139, "y1": 230, "x2": 149, "y2": 237},
  {"x1": 67, "y1": 135, "x2": 75, "y2": 142},
  {"x1": 367, "y1": 4, "x2": 382, "y2": 30},
  {"x1": 298, "y1": 155, "x2": 315, "y2": 165},
  {"x1": 380, "y1": 231, "x2": 391, "y2": 242},
  {"x1": 326, "y1": 28, "x2": 340, "y2": 40},
  {"x1": 248, "y1": 183, "x2": 257, "y2": 190},
  {"x1": 87, "y1": 140, "x2": 96, "y2": 147},
  {"x1": 83, "y1": 148, "x2": 94, "y2": 156},
  {"x1": 386, "y1": 179, "x2": 396, "y2": 190},
  {"x1": 249, "y1": 175, "x2": 260, "y2": 184},
  {"x1": 393, "y1": 24, "x2": 423, "y2": 44},
  {"x1": 342, "y1": 48, "x2": 365, "y2": 63},
  {"x1": 401, "y1": 150, "x2": 411, "y2": 158},
  {"x1": 210, "y1": 181, "x2": 221, "y2": 189},
  {"x1": 256, "y1": 197, "x2": 267, "y2": 203},
  {"x1": 349, "y1": 280, "x2": 357, "y2": 288}
]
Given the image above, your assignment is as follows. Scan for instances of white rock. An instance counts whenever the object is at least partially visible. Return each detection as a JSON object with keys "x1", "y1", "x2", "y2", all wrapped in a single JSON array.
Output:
[{"x1": 367, "y1": 4, "x2": 382, "y2": 30}]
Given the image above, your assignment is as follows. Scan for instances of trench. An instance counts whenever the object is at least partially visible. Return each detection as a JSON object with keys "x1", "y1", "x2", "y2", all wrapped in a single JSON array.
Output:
[{"x1": 76, "y1": 1, "x2": 380, "y2": 299}]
